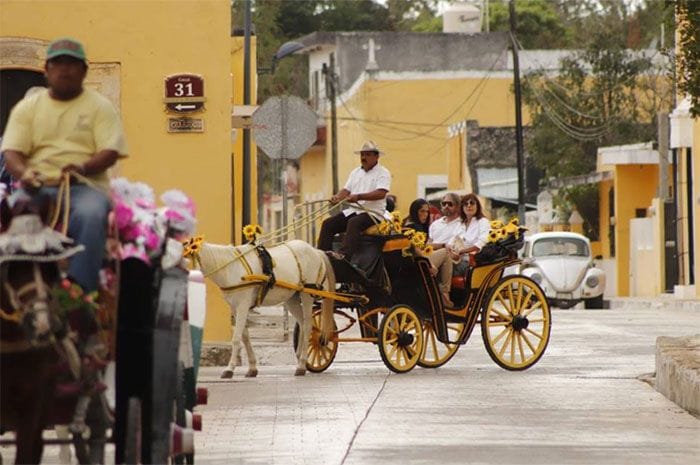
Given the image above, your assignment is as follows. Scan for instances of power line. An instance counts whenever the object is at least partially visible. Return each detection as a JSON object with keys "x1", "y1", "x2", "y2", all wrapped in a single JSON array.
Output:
[{"x1": 335, "y1": 45, "x2": 507, "y2": 143}]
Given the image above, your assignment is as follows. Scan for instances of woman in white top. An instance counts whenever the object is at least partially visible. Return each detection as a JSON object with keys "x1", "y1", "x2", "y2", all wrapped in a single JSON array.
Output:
[{"x1": 449, "y1": 193, "x2": 490, "y2": 274}]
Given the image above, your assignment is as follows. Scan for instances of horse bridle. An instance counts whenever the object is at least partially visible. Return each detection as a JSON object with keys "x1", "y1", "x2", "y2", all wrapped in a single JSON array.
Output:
[{"x1": 0, "y1": 261, "x2": 55, "y2": 348}]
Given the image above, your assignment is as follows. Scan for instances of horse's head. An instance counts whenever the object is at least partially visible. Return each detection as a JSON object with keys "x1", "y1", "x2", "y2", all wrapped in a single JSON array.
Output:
[{"x1": 0, "y1": 197, "x2": 83, "y2": 348}]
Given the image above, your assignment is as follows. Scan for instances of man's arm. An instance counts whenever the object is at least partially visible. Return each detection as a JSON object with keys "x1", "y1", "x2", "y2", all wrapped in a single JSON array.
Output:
[
  {"x1": 62, "y1": 149, "x2": 120, "y2": 177},
  {"x1": 2, "y1": 150, "x2": 43, "y2": 188},
  {"x1": 2, "y1": 150, "x2": 28, "y2": 179},
  {"x1": 346, "y1": 188, "x2": 387, "y2": 203},
  {"x1": 330, "y1": 188, "x2": 351, "y2": 205}
]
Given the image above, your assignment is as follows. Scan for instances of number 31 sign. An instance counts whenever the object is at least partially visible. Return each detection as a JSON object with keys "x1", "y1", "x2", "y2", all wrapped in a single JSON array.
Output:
[{"x1": 164, "y1": 74, "x2": 206, "y2": 113}]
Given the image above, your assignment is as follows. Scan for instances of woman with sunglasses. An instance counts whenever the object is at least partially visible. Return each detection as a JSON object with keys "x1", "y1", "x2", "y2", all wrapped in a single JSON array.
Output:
[{"x1": 449, "y1": 194, "x2": 490, "y2": 274}]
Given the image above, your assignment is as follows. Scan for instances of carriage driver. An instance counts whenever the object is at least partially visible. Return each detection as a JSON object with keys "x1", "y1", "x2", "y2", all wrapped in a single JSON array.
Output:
[
  {"x1": 318, "y1": 140, "x2": 391, "y2": 262},
  {"x1": 0, "y1": 38, "x2": 128, "y2": 293}
]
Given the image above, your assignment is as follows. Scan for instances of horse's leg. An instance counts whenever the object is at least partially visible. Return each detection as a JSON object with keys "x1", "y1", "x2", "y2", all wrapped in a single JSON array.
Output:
[
  {"x1": 221, "y1": 300, "x2": 251, "y2": 379},
  {"x1": 15, "y1": 390, "x2": 46, "y2": 465},
  {"x1": 299, "y1": 292, "x2": 314, "y2": 374},
  {"x1": 285, "y1": 294, "x2": 306, "y2": 376},
  {"x1": 241, "y1": 326, "x2": 258, "y2": 377}
]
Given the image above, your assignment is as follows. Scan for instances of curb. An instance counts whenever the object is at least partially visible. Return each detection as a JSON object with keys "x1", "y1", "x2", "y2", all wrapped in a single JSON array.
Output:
[
  {"x1": 655, "y1": 335, "x2": 700, "y2": 417},
  {"x1": 607, "y1": 297, "x2": 700, "y2": 312}
]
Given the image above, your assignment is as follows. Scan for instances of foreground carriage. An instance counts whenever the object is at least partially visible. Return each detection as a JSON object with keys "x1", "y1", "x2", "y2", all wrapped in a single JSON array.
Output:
[
  {"x1": 0, "y1": 183, "x2": 205, "y2": 464},
  {"x1": 294, "y1": 230, "x2": 552, "y2": 374}
]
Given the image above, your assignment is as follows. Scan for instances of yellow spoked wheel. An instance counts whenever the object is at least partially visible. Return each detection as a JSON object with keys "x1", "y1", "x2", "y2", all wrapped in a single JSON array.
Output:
[
  {"x1": 417, "y1": 321, "x2": 466, "y2": 368},
  {"x1": 481, "y1": 276, "x2": 551, "y2": 371},
  {"x1": 378, "y1": 305, "x2": 423, "y2": 373},
  {"x1": 293, "y1": 310, "x2": 338, "y2": 373}
]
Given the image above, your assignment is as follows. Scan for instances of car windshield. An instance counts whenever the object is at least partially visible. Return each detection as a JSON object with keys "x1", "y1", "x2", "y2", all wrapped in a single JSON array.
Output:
[{"x1": 532, "y1": 237, "x2": 589, "y2": 257}]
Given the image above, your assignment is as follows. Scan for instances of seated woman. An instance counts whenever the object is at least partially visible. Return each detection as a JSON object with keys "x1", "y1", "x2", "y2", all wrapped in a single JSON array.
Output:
[
  {"x1": 449, "y1": 193, "x2": 490, "y2": 275},
  {"x1": 402, "y1": 198, "x2": 431, "y2": 234}
]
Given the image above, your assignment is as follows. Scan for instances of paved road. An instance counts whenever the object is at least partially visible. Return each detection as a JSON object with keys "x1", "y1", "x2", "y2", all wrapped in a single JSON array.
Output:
[
  {"x1": 194, "y1": 307, "x2": 700, "y2": 465},
  {"x1": 3, "y1": 307, "x2": 697, "y2": 464}
]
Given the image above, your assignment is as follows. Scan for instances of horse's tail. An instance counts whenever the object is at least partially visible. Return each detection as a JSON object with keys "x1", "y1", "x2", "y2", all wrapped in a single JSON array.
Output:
[{"x1": 317, "y1": 250, "x2": 336, "y2": 342}]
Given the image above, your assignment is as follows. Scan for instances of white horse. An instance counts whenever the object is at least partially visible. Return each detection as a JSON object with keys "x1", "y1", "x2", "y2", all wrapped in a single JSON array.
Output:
[{"x1": 195, "y1": 239, "x2": 335, "y2": 377}]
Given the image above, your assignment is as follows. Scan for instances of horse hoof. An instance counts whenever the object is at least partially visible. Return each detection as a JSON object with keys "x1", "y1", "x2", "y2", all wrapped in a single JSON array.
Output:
[
  {"x1": 294, "y1": 368, "x2": 306, "y2": 376},
  {"x1": 220, "y1": 370, "x2": 234, "y2": 379},
  {"x1": 245, "y1": 369, "x2": 258, "y2": 378}
]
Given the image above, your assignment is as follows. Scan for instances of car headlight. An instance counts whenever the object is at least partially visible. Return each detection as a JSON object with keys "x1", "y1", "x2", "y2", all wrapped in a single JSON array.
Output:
[
  {"x1": 531, "y1": 272, "x2": 543, "y2": 284},
  {"x1": 586, "y1": 276, "x2": 599, "y2": 287}
]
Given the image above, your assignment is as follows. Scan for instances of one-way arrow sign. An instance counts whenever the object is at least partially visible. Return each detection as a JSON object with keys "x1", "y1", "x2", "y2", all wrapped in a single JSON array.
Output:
[{"x1": 165, "y1": 101, "x2": 204, "y2": 113}]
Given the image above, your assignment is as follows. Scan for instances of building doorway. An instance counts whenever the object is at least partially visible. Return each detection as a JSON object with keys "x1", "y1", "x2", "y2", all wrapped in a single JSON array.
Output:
[{"x1": 1, "y1": 69, "x2": 46, "y2": 135}]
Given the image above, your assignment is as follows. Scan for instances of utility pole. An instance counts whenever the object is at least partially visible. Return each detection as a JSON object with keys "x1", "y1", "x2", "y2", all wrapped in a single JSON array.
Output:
[
  {"x1": 242, "y1": 0, "x2": 252, "y2": 230},
  {"x1": 323, "y1": 53, "x2": 339, "y2": 194},
  {"x1": 509, "y1": 0, "x2": 525, "y2": 224},
  {"x1": 657, "y1": 112, "x2": 669, "y2": 200}
]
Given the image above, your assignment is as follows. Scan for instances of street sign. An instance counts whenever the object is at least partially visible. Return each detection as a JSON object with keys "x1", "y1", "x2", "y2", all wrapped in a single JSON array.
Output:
[
  {"x1": 252, "y1": 96, "x2": 317, "y2": 160},
  {"x1": 164, "y1": 74, "x2": 206, "y2": 113},
  {"x1": 167, "y1": 117, "x2": 204, "y2": 133}
]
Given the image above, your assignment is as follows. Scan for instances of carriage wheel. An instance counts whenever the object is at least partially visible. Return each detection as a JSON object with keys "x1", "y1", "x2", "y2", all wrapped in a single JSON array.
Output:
[
  {"x1": 378, "y1": 305, "x2": 423, "y2": 373},
  {"x1": 417, "y1": 321, "x2": 466, "y2": 368},
  {"x1": 481, "y1": 276, "x2": 551, "y2": 371},
  {"x1": 293, "y1": 310, "x2": 338, "y2": 373}
]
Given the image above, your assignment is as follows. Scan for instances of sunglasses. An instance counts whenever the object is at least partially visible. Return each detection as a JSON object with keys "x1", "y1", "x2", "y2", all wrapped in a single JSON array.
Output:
[
  {"x1": 440, "y1": 201, "x2": 454, "y2": 207},
  {"x1": 463, "y1": 200, "x2": 477, "y2": 207}
]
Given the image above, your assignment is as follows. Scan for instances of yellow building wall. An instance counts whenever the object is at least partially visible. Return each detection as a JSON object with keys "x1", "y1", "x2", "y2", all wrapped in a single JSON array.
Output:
[
  {"x1": 613, "y1": 164, "x2": 659, "y2": 296},
  {"x1": 447, "y1": 131, "x2": 465, "y2": 190},
  {"x1": 0, "y1": 0, "x2": 253, "y2": 343},
  {"x1": 599, "y1": 179, "x2": 614, "y2": 258},
  {"x1": 301, "y1": 76, "x2": 526, "y2": 216}
]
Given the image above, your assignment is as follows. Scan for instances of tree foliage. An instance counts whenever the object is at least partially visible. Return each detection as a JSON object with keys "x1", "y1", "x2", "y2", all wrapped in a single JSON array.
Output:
[
  {"x1": 489, "y1": 0, "x2": 571, "y2": 49},
  {"x1": 519, "y1": 0, "x2": 674, "y2": 238},
  {"x1": 673, "y1": 0, "x2": 700, "y2": 116}
]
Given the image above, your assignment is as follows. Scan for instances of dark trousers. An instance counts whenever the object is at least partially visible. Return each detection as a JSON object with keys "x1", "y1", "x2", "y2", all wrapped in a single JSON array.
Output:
[{"x1": 317, "y1": 212, "x2": 375, "y2": 259}]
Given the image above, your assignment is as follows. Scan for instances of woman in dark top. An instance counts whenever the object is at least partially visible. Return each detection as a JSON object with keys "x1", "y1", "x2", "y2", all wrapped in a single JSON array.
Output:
[{"x1": 402, "y1": 198, "x2": 431, "y2": 235}]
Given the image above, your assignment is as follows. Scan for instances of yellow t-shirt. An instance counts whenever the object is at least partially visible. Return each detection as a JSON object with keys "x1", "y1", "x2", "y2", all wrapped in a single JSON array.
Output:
[{"x1": 0, "y1": 88, "x2": 128, "y2": 190}]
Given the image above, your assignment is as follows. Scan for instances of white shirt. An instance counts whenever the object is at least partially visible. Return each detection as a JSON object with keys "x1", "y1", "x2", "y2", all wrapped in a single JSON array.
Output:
[
  {"x1": 450, "y1": 216, "x2": 491, "y2": 251},
  {"x1": 428, "y1": 216, "x2": 463, "y2": 244},
  {"x1": 342, "y1": 163, "x2": 391, "y2": 218}
]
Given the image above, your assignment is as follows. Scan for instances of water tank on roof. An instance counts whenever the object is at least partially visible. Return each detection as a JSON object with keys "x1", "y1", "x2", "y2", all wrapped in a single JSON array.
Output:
[{"x1": 442, "y1": 1, "x2": 483, "y2": 34}]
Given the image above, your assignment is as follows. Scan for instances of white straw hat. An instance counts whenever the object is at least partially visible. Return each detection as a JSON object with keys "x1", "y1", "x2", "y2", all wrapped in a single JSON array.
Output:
[{"x1": 353, "y1": 140, "x2": 384, "y2": 155}]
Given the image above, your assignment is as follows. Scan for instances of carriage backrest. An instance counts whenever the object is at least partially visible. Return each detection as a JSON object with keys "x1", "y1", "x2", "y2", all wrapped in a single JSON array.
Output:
[{"x1": 469, "y1": 262, "x2": 505, "y2": 290}]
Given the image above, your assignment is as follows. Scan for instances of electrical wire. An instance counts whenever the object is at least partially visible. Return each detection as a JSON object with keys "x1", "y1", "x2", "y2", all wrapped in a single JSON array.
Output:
[{"x1": 333, "y1": 45, "x2": 508, "y2": 143}]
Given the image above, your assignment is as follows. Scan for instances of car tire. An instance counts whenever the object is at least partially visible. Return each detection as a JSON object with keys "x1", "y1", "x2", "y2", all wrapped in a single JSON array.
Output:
[{"x1": 584, "y1": 295, "x2": 604, "y2": 309}]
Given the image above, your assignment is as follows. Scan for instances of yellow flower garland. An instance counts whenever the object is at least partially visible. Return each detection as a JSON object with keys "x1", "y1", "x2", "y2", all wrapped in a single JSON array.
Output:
[
  {"x1": 182, "y1": 235, "x2": 204, "y2": 257},
  {"x1": 243, "y1": 224, "x2": 264, "y2": 242}
]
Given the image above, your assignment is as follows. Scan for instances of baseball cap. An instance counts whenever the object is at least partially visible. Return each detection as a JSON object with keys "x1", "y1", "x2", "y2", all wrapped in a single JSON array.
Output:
[{"x1": 46, "y1": 38, "x2": 87, "y2": 62}]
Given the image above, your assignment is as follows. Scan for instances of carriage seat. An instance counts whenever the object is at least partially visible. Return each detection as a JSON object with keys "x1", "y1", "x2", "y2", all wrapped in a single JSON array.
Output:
[{"x1": 451, "y1": 275, "x2": 467, "y2": 290}]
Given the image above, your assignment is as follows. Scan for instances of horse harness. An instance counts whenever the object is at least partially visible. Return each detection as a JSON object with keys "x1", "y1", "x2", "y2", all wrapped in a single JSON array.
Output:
[
  {"x1": 211, "y1": 243, "x2": 327, "y2": 305},
  {"x1": 1, "y1": 264, "x2": 56, "y2": 351}
]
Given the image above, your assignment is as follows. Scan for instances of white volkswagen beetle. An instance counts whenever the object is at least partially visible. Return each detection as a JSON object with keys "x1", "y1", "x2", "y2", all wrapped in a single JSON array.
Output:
[{"x1": 519, "y1": 232, "x2": 605, "y2": 309}]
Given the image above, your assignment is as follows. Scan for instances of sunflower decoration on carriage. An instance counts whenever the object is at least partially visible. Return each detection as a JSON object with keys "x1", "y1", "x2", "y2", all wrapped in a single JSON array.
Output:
[
  {"x1": 474, "y1": 217, "x2": 528, "y2": 265},
  {"x1": 361, "y1": 210, "x2": 434, "y2": 258}
]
